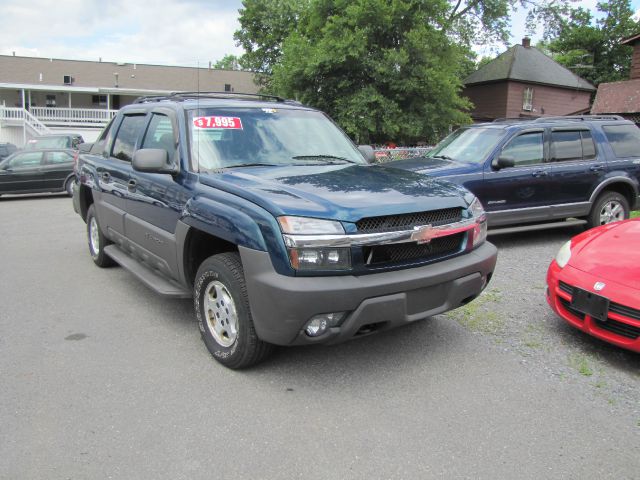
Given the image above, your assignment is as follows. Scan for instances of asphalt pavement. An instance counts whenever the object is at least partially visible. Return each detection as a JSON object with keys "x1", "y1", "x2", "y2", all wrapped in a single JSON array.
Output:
[{"x1": 1, "y1": 196, "x2": 638, "y2": 479}]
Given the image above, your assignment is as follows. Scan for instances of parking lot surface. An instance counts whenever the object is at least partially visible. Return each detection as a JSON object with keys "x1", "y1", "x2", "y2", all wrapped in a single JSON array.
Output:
[{"x1": 1, "y1": 196, "x2": 639, "y2": 479}]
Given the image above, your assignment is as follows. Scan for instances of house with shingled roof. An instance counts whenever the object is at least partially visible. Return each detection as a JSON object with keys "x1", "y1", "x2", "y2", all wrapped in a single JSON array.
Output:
[
  {"x1": 591, "y1": 33, "x2": 640, "y2": 123},
  {"x1": 463, "y1": 38, "x2": 595, "y2": 122}
]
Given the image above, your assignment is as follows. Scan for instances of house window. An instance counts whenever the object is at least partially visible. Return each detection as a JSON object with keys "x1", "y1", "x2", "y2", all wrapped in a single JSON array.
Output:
[
  {"x1": 46, "y1": 95, "x2": 56, "y2": 107},
  {"x1": 522, "y1": 87, "x2": 533, "y2": 111},
  {"x1": 92, "y1": 95, "x2": 108, "y2": 106},
  {"x1": 224, "y1": 84, "x2": 232, "y2": 92}
]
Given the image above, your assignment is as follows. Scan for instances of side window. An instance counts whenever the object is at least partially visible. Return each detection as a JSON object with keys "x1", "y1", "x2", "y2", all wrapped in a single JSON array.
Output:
[
  {"x1": 551, "y1": 130, "x2": 596, "y2": 162},
  {"x1": 141, "y1": 114, "x2": 176, "y2": 161},
  {"x1": 602, "y1": 124, "x2": 640, "y2": 158},
  {"x1": 8, "y1": 152, "x2": 43, "y2": 168},
  {"x1": 111, "y1": 114, "x2": 147, "y2": 162},
  {"x1": 47, "y1": 151, "x2": 74, "y2": 164},
  {"x1": 501, "y1": 132, "x2": 544, "y2": 166}
]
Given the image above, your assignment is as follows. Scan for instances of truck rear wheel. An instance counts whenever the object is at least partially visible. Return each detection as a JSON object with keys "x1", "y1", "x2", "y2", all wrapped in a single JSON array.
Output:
[
  {"x1": 86, "y1": 204, "x2": 115, "y2": 267},
  {"x1": 194, "y1": 252, "x2": 272, "y2": 369}
]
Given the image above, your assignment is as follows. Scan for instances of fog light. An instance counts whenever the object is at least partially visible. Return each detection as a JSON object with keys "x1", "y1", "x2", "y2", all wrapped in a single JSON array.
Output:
[{"x1": 304, "y1": 312, "x2": 347, "y2": 337}]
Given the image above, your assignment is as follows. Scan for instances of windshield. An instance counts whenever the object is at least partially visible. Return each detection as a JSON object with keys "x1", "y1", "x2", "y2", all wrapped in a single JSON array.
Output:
[
  {"x1": 189, "y1": 107, "x2": 365, "y2": 171},
  {"x1": 427, "y1": 127, "x2": 505, "y2": 164}
]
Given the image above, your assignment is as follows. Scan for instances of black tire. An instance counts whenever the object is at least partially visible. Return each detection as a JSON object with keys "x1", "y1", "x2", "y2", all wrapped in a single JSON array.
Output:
[
  {"x1": 64, "y1": 176, "x2": 75, "y2": 197},
  {"x1": 586, "y1": 191, "x2": 630, "y2": 229},
  {"x1": 194, "y1": 252, "x2": 272, "y2": 369},
  {"x1": 86, "y1": 204, "x2": 115, "y2": 267}
]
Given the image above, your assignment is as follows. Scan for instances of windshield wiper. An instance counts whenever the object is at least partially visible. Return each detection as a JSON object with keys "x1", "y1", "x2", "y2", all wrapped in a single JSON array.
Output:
[
  {"x1": 224, "y1": 162, "x2": 279, "y2": 169},
  {"x1": 291, "y1": 155, "x2": 357, "y2": 164},
  {"x1": 430, "y1": 154, "x2": 455, "y2": 161}
]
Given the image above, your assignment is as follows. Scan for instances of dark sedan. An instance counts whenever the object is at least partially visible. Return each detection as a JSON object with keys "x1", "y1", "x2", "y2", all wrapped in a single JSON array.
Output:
[{"x1": 0, "y1": 149, "x2": 76, "y2": 197}]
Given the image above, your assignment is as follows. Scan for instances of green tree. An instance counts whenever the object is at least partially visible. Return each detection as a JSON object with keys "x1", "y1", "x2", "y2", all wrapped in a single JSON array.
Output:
[
  {"x1": 272, "y1": 0, "x2": 473, "y2": 144},
  {"x1": 234, "y1": 0, "x2": 303, "y2": 85},
  {"x1": 212, "y1": 54, "x2": 244, "y2": 70},
  {"x1": 234, "y1": 0, "x2": 572, "y2": 143},
  {"x1": 544, "y1": 0, "x2": 640, "y2": 85}
]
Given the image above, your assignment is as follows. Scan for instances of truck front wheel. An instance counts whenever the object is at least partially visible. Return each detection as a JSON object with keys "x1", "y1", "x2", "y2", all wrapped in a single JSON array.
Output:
[{"x1": 194, "y1": 252, "x2": 272, "y2": 369}]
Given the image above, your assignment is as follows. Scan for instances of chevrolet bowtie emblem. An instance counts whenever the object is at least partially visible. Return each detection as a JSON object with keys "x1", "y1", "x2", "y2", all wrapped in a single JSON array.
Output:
[{"x1": 411, "y1": 225, "x2": 436, "y2": 244}]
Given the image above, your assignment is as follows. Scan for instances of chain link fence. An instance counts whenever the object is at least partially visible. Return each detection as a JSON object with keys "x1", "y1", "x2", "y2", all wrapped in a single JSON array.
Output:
[{"x1": 373, "y1": 147, "x2": 432, "y2": 163}]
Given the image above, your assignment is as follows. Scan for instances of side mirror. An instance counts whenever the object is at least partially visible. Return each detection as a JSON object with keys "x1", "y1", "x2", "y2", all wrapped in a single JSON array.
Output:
[
  {"x1": 358, "y1": 145, "x2": 376, "y2": 164},
  {"x1": 492, "y1": 155, "x2": 515, "y2": 170},
  {"x1": 132, "y1": 149, "x2": 178, "y2": 174},
  {"x1": 78, "y1": 143, "x2": 93, "y2": 153}
]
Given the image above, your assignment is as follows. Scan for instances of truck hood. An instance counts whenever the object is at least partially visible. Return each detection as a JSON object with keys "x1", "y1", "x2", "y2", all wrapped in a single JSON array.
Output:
[
  {"x1": 387, "y1": 157, "x2": 479, "y2": 177},
  {"x1": 198, "y1": 164, "x2": 471, "y2": 222},
  {"x1": 570, "y1": 219, "x2": 640, "y2": 290}
]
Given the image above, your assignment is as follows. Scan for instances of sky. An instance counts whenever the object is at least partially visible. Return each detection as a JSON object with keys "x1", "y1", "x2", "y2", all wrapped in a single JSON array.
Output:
[{"x1": 1, "y1": 0, "x2": 640, "y2": 67}]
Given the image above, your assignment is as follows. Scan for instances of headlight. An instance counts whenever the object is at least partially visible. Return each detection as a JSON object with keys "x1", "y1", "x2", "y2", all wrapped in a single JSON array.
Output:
[
  {"x1": 555, "y1": 240, "x2": 572, "y2": 268},
  {"x1": 288, "y1": 247, "x2": 351, "y2": 270},
  {"x1": 468, "y1": 197, "x2": 488, "y2": 248},
  {"x1": 278, "y1": 216, "x2": 344, "y2": 235},
  {"x1": 278, "y1": 216, "x2": 351, "y2": 270}
]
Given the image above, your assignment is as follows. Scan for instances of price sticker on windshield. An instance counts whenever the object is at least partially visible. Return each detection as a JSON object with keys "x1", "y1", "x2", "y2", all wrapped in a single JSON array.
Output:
[{"x1": 193, "y1": 116, "x2": 243, "y2": 130}]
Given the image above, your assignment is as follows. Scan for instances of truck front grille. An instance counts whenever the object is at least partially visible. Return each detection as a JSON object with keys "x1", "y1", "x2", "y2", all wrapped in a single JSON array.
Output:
[
  {"x1": 363, "y1": 233, "x2": 465, "y2": 266},
  {"x1": 356, "y1": 208, "x2": 463, "y2": 233}
]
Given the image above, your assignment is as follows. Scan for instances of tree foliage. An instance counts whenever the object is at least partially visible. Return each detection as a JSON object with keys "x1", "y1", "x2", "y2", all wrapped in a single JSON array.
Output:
[
  {"x1": 212, "y1": 54, "x2": 244, "y2": 70},
  {"x1": 543, "y1": 0, "x2": 640, "y2": 86},
  {"x1": 234, "y1": 0, "x2": 573, "y2": 143}
]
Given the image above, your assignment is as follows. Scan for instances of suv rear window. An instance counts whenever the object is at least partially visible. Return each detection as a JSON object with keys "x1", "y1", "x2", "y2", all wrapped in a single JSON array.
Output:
[{"x1": 602, "y1": 124, "x2": 640, "y2": 158}]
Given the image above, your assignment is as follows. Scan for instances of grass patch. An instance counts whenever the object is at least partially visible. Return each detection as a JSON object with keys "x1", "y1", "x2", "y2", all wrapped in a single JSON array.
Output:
[
  {"x1": 568, "y1": 353, "x2": 594, "y2": 377},
  {"x1": 447, "y1": 288, "x2": 505, "y2": 335},
  {"x1": 631, "y1": 211, "x2": 640, "y2": 219}
]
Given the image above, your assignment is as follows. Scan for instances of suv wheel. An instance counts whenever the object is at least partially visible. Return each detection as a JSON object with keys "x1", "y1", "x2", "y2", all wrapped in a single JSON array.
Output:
[
  {"x1": 86, "y1": 205, "x2": 115, "y2": 267},
  {"x1": 194, "y1": 252, "x2": 272, "y2": 369},
  {"x1": 587, "y1": 191, "x2": 629, "y2": 229}
]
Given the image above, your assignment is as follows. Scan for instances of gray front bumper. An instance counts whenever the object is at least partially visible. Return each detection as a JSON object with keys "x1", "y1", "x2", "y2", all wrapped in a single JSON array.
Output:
[{"x1": 240, "y1": 242, "x2": 498, "y2": 346}]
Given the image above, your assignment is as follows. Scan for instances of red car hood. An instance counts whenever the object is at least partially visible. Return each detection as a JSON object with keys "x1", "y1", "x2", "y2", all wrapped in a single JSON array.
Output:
[{"x1": 570, "y1": 219, "x2": 640, "y2": 290}]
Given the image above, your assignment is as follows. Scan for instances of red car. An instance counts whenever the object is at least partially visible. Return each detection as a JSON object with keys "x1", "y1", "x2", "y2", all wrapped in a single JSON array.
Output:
[{"x1": 547, "y1": 218, "x2": 640, "y2": 352}]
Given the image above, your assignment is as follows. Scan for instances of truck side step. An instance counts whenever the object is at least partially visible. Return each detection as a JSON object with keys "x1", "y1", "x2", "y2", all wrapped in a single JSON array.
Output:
[
  {"x1": 104, "y1": 245, "x2": 192, "y2": 298},
  {"x1": 489, "y1": 219, "x2": 587, "y2": 236}
]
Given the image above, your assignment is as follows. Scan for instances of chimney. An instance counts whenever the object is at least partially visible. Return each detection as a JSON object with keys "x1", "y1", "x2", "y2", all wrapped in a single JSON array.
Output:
[{"x1": 522, "y1": 37, "x2": 531, "y2": 48}]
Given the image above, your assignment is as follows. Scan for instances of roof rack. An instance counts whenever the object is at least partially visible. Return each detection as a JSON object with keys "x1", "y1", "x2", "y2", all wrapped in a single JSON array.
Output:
[
  {"x1": 492, "y1": 117, "x2": 539, "y2": 123},
  {"x1": 133, "y1": 91, "x2": 291, "y2": 104},
  {"x1": 532, "y1": 115, "x2": 624, "y2": 123}
]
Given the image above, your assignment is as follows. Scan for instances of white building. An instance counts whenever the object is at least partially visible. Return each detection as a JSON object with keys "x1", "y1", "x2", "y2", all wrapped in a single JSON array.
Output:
[{"x1": 0, "y1": 54, "x2": 258, "y2": 145}]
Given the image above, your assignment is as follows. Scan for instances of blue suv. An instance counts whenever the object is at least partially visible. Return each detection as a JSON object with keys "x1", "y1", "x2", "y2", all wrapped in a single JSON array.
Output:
[{"x1": 391, "y1": 116, "x2": 640, "y2": 232}]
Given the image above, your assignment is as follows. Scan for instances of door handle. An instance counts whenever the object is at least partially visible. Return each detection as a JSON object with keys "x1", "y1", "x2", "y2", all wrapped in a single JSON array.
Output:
[
  {"x1": 128, "y1": 179, "x2": 137, "y2": 191},
  {"x1": 590, "y1": 165, "x2": 605, "y2": 172},
  {"x1": 532, "y1": 170, "x2": 548, "y2": 177}
]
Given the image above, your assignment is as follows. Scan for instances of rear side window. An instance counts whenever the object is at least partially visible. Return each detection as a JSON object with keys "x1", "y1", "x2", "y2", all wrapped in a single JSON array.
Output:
[
  {"x1": 111, "y1": 114, "x2": 147, "y2": 162},
  {"x1": 47, "y1": 151, "x2": 74, "y2": 164},
  {"x1": 602, "y1": 124, "x2": 640, "y2": 158},
  {"x1": 551, "y1": 130, "x2": 596, "y2": 161}
]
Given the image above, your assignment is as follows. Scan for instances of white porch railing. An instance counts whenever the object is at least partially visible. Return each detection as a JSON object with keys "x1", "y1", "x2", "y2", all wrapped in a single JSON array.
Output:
[
  {"x1": 0, "y1": 106, "x2": 51, "y2": 135},
  {"x1": 30, "y1": 106, "x2": 118, "y2": 126}
]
